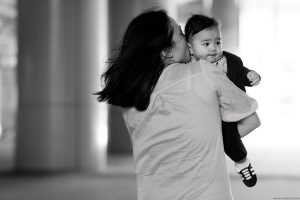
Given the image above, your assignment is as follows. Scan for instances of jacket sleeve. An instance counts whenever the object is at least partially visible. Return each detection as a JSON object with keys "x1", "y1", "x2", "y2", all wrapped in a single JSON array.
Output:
[
  {"x1": 240, "y1": 64, "x2": 252, "y2": 87},
  {"x1": 224, "y1": 51, "x2": 253, "y2": 87}
]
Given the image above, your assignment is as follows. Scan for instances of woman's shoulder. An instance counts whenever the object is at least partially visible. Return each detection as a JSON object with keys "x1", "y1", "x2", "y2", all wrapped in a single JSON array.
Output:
[
  {"x1": 154, "y1": 60, "x2": 219, "y2": 91},
  {"x1": 161, "y1": 60, "x2": 219, "y2": 80},
  {"x1": 188, "y1": 59, "x2": 220, "y2": 75},
  {"x1": 156, "y1": 62, "x2": 190, "y2": 87}
]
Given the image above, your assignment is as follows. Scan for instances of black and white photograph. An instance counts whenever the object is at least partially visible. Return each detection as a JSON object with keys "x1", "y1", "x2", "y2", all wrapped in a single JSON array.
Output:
[{"x1": 0, "y1": 0, "x2": 299, "y2": 199}]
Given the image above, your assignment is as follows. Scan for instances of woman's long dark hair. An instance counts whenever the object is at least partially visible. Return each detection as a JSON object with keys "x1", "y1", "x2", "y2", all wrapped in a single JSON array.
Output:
[{"x1": 95, "y1": 9, "x2": 173, "y2": 111}]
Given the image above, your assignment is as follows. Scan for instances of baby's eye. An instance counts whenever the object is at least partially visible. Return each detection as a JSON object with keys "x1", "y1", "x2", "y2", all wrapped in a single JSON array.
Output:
[
  {"x1": 202, "y1": 43, "x2": 209, "y2": 46},
  {"x1": 216, "y1": 41, "x2": 221, "y2": 45}
]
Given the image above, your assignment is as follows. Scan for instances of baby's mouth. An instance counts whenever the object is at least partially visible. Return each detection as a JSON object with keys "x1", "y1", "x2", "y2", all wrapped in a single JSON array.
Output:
[
  {"x1": 209, "y1": 54, "x2": 221, "y2": 61},
  {"x1": 208, "y1": 54, "x2": 217, "y2": 60}
]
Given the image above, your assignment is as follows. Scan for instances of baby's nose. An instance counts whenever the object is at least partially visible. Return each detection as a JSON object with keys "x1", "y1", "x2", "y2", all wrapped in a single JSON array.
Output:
[{"x1": 210, "y1": 44, "x2": 217, "y2": 51}]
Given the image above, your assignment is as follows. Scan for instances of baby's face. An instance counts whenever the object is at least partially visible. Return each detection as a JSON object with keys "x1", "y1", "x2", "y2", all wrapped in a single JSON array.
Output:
[{"x1": 189, "y1": 26, "x2": 222, "y2": 63}]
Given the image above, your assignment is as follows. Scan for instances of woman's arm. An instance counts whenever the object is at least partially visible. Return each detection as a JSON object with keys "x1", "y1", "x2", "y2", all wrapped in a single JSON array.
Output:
[
  {"x1": 201, "y1": 60, "x2": 260, "y2": 136},
  {"x1": 237, "y1": 112, "x2": 261, "y2": 138}
]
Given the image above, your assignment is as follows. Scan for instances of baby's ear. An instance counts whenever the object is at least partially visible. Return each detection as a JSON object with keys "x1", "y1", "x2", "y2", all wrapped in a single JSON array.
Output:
[{"x1": 187, "y1": 43, "x2": 194, "y2": 54}]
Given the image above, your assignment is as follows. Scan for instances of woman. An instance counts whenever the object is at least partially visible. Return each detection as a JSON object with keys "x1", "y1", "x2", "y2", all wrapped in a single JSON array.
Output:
[{"x1": 96, "y1": 9, "x2": 260, "y2": 200}]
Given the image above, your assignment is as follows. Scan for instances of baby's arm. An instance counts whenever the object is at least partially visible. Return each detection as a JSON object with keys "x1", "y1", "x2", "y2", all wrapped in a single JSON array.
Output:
[{"x1": 240, "y1": 65, "x2": 261, "y2": 86}]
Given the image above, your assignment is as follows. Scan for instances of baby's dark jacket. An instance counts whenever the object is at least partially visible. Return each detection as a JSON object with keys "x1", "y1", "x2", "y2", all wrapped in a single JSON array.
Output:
[
  {"x1": 221, "y1": 51, "x2": 255, "y2": 162},
  {"x1": 223, "y1": 51, "x2": 252, "y2": 92}
]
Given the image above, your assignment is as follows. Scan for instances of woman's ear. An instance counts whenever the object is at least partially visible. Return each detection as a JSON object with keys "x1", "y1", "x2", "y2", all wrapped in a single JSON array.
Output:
[
  {"x1": 161, "y1": 48, "x2": 172, "y2": 59},
  {"x1": 161, "y1": 48, "x2": 173, "y2": 66}
]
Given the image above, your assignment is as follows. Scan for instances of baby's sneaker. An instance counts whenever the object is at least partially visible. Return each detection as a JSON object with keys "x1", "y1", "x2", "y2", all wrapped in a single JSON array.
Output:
[
  {"x1": 235, "y1": 158, "x2": 257, "y2": 187},
  {"x1": 237, "y1": 163, "x2": 257, "y2": 187}
]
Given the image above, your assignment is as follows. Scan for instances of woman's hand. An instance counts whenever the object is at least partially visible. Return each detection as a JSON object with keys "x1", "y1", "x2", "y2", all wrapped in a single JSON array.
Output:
[{"x1": 237, "y1": 112, "x2": 261, "y2": 138}]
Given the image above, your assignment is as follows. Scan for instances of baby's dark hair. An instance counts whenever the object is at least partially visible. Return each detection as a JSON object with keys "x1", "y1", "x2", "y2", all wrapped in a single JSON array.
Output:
[{"x1": 185, "y1": 14, "x2": 220, "y2": 42}]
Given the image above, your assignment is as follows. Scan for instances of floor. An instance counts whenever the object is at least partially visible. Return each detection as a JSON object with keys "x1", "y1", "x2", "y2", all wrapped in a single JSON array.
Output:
[{"x1": 0, "y1": 155, "x2": 300, "y2": 200}]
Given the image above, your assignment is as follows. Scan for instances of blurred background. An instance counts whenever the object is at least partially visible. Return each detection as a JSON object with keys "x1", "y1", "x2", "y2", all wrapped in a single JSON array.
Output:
[{"x1": 0, "y1": 0, "x2": 300, "y2": 199}]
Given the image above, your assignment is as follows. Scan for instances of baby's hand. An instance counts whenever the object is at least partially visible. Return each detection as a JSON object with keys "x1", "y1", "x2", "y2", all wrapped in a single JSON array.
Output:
[{"x1": 247, "y1": 70, "x2": 261, "y2": 86}]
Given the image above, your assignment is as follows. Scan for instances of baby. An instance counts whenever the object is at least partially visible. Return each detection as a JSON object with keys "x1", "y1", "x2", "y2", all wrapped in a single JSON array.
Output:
[{"x1": 185, "y1": 14, "x2": 261, "y2": 187}]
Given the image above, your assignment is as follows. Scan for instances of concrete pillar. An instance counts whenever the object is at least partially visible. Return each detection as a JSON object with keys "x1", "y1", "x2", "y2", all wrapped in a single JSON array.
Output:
[
  {"x1": 16, "y1": 0, "x2": 107, "y2": 172},
  {"x1": 212, "y1": 0, "x2": 240, "y2": 53},
  {"x1": 106, "y1": 0, "x2": 138, "y2": 155}
]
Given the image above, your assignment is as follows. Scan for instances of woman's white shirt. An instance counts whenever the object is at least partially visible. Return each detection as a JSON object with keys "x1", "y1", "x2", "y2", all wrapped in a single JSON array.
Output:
[{"x1": 122, "y1": 60, "x2": 258, "y2": 200}]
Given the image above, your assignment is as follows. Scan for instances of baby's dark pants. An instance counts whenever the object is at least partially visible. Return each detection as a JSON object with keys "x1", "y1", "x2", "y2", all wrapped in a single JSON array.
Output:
[{"x1": 222, "y1": 121, "x2": 247, "y2": 162}]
